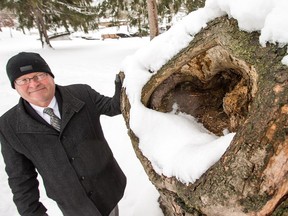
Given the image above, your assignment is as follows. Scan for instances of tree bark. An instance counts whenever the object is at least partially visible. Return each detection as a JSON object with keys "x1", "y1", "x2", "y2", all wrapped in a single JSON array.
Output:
[
  {"x1": 30, "y1": 0, "x2": 52, "y2": 48},
  {"x1": 121, "y1": 16, "x2": 288, "y2": 215},
  {"x1": 147, "y1": 0, "x2": 159, "y2": 40}
]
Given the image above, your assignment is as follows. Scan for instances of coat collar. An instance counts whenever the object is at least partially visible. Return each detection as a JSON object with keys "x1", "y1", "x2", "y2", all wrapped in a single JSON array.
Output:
[
  {"x1": 58, "y1": 85, "x2": 85, "y2": 132},
  {"x1": 16, "y1": 85, "x2": 85, "y2": 134}
]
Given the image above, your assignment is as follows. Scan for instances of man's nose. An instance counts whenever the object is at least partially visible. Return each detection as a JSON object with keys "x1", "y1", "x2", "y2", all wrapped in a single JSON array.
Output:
[{"x1": 28, "y1": 78, "x2": 41, "y2": 87}]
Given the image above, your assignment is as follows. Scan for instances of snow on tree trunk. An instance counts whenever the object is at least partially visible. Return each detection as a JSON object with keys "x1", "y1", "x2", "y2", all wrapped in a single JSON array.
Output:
[{"x1": 121, "y1": 16, "x2": 288, "y2": 215}]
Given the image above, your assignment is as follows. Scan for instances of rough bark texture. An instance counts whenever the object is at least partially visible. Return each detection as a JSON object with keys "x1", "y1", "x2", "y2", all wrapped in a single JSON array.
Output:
[
  {"x1": 31, "y1": 1, "x2": 52, "y2": 48},
  {"x1": 121, "y1": 16, "x2": 288, "y2": 216},
  {"x1": 147, "y1": 0, "x2": 159, "y2": 40}
]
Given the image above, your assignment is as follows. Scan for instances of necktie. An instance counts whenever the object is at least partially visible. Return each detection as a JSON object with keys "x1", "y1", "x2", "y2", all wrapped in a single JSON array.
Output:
[{"x1": 43, "y1": 107, "x2": 61, "y2": 131}]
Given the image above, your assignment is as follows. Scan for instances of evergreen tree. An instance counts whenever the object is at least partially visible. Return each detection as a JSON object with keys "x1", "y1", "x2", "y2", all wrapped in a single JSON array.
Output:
[
  {"x1": 95, "y1": 0, "x2": 204, "y2": 36},
  {"x1": 0, "y1": 0, "x2": 99, "y2": 47},
  {"x1": 129, "y1": 0, "x2": 149, "y2": 36},
  {"x1": 0, "y1": 0, "x2": 207, "y2": 46},
  {"x1": 96, "y1": 0, "x2": 149, "y2": 36}
]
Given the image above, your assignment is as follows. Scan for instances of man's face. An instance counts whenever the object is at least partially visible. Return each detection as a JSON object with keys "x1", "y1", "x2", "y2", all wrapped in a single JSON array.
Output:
[{"x1": 14, "y1": 72, "x2": 56, "y2": 107}]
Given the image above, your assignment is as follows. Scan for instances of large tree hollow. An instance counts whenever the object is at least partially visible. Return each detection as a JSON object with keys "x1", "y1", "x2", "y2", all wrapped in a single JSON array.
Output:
[
  {"x1": 146, "y1": 46, "x2": 258, "y2": 135},
  {"x1": 122, "y1": 17, "x2": 288, "y2": 215}
]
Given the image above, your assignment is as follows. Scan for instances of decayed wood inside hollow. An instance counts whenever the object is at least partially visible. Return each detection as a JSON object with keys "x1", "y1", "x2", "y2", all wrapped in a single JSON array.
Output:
[{"x1": 147, "y1": 46, "x2": 257, "y2": 135}]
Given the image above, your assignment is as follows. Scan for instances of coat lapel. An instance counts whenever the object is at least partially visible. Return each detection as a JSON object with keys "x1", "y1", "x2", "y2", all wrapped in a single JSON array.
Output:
[
  {"x1": 56, "y1": 85, "x2": 85, "y2": 132},
  {"x1": 16, "y1": 85, "x2": 85, "y2": 134},
  {"x1": 16, "y1": 102, "x2": 55, "y2": 134}
]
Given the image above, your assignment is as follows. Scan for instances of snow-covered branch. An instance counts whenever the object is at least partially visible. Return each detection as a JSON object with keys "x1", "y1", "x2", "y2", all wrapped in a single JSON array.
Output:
[{"x1": 51, "y1": 0, "x2": 98, "y2": 16}]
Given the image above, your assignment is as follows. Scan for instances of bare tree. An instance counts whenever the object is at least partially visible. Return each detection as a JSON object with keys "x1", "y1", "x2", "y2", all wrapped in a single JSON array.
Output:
[{"x1": 0, "y1": 9, "x2": 15, "y2": 36}]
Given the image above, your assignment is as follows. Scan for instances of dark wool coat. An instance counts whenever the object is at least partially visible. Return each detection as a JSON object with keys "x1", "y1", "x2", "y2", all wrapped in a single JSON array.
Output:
[{"x1": 0, "y1": 83, "x2": 126, "y2": 216}]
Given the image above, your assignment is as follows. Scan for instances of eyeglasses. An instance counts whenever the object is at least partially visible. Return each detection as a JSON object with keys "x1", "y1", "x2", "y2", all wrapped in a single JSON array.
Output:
[{"x1": 14, "y1": 73, "x2": 49, "y2": 86}]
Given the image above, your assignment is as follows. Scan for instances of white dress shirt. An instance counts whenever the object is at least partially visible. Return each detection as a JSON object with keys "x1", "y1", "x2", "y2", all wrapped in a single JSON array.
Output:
[{"x1": 30, "y1": 96, "x2": 61, "y2": 124}]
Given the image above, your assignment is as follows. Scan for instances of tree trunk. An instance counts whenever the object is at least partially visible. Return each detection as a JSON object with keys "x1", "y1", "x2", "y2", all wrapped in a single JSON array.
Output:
[
  {"x1": 147, "y1": 0, "x2": 159, "y2": 40},
  {"x1": 31, "y1": 1, "x2": 52, "y2": 48},
  {"x1": 121, "y1": 16, "x2": 288, "y2": 216}
]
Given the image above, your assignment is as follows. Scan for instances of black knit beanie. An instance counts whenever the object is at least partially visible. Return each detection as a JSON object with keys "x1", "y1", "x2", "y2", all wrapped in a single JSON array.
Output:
[{"x1": 6, "y1": 52, "x2": 54, "y2": 89}]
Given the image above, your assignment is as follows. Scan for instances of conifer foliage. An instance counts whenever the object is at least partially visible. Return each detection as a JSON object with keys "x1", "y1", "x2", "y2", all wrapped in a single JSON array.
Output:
[
  {"x1": 96, "y1": 0, "x2": 205, "y2": 38},
  {"x1": 0, "y1": 0, "x2": 98, "y2": 47},
  {"x1": 0, "y1": 0, "x2": 205, "y2": 46}
]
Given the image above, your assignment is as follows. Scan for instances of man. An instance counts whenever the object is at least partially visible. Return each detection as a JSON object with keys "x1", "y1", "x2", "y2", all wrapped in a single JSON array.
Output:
[{"x1": 0, "y1": 52, "x2": 126, "y2": 216}]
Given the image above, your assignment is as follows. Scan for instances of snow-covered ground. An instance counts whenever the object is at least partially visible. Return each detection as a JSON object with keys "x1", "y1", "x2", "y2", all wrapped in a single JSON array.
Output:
[
  {"x1": 1, "y1": 0, "x2": 288, "y2": 215},
  {"x1": 0, "y1": 28, "x2": 163, "y2": 216}
]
